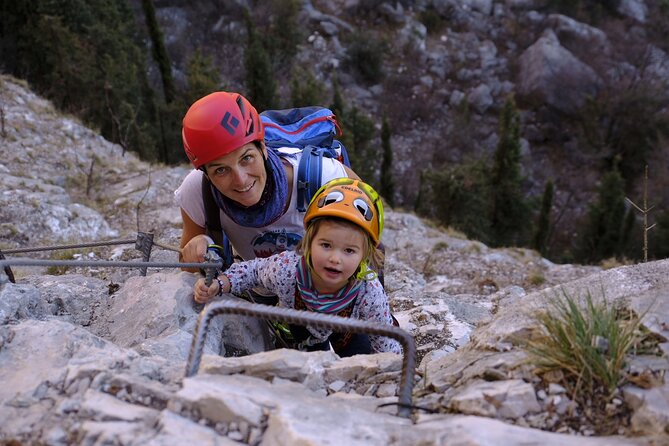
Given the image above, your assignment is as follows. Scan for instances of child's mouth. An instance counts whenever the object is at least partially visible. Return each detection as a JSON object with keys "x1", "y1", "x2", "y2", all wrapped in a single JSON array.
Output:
[{"x1": 324, "y1": 267, "x2": 341, "y2": 277}]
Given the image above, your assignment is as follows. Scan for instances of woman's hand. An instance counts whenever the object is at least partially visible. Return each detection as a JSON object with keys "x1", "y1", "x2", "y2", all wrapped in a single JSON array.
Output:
[{"x1": 181, "y1": 234, "x2": 210, "y2": 264}]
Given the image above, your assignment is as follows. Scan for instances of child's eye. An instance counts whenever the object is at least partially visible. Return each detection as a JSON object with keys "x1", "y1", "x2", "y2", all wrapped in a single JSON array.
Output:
[
  {"x1": 320, "y1": 242, "x2": 331, "y2": 249},
  {"x1": 345, "y1": 248, "x2": 357, "y2": 254}
]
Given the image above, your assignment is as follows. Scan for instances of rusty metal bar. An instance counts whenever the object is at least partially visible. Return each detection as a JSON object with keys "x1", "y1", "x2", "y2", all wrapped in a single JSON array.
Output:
[
  {"x1": 0, "y1": 249, "x2": 15, "y2": 283},
  {"x1": 135, "y1": 232, "x2": 155, "y2": 276},
  {"x1": 185, "y1": 299, "x2": 416, "y2": 418}
]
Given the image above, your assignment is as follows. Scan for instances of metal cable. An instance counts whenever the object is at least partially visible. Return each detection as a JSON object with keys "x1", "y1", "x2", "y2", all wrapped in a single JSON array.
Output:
[
  {"x1": 152, "y1": 241, "x2": 181, "y2": 252},
  {"x1": 0, "y1": 232, "x2": 179, "y2": 279},
  {"x1": 185, "y1": 299, "x2": 416, "y2": 418},
  {"x1": 2, "y1": 236, "x2": 180, "y2": 254},
  {"x1": 2, "y1": 239, "x2": 138, "y2": 254},
  {"x1": 0, "y1": 258, "x2": 221, "y2": 271}
]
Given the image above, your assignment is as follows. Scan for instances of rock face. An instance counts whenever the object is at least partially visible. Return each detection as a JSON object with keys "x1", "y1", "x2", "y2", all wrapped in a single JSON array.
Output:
[
  {"x1": 516, "y1": 30, "x2": 601, "y2": 115},
  {"x1": 1, "y1": 78, "x2": 668, "y2": 444},
  {"x1": 106, "y1": 272, "x2": 273, "y2": 359}
]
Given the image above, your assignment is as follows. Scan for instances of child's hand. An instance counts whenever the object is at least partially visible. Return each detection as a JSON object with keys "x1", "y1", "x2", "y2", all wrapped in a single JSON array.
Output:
[{"x1": 193, "y1": 277, "x2": 220, "y2": 304}]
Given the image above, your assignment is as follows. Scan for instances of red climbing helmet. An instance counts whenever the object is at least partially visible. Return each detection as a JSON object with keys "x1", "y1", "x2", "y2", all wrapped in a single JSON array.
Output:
[{"x1": 182, "y1": 92, "x2": 265, "y2": 168}]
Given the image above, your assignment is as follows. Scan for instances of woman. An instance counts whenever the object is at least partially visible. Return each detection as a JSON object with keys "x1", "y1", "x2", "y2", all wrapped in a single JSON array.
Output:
[{"x1": 175, "y1": 91, "x2": 358, "y2": 269}]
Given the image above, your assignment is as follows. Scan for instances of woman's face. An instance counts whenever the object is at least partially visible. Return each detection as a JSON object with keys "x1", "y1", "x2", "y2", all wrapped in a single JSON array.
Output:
[{"x1": 204, "y1": 143, "x2": 267, "y2": 207}]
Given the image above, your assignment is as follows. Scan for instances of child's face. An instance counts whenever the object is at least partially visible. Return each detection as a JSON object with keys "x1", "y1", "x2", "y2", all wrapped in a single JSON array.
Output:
[{"x1": 309, "y1": 220, "x2": 365, "y2": 294}]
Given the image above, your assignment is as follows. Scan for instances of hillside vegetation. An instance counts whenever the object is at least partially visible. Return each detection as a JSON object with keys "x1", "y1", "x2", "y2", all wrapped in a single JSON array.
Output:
[{"x1": 1, "y1": 0, "x2": 669, "y2": 262}]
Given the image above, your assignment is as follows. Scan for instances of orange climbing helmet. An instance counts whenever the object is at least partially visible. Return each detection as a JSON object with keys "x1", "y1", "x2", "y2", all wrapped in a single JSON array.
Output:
[
  {"x1": 182, "y1": 92, "x2": 264, "y2": 168},
  {"x1": 304, "y1": 178, "x2": 384, "y2": 245}
]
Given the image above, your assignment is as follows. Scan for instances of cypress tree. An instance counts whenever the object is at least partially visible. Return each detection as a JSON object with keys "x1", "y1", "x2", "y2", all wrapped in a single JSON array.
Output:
[
  {"x1": 289, "y1": 70, "x2": 323, "y2": 107},
  {"x1": 266, "y1": 0, "x2": 301, "y2": 68},
  {"x1": 244, "y1": 10, "x2": 275, "y2": 111},
  {"x1": 416, "y1": 161, "x2": 491, "y2": 243},
  {"x1": 576, "y1": 164, "x2": 627, "y2": 263},
  {"x1": 330, "y1": 76, "x2": 345, "y2": 121},
  {"x1": 621, "y1": 206, "x2": 637, "y2": 259},
  {"x1": 343, "y1": 106, "x2": 376, "y2": 187},
  {"x1": 489, "y1": 98, "x2": 529, "y2": 246},
  {"x1": 186, "y1": 48, "x2": 220, "y2": 104},
  {"x1": 652, "y1": 210, "x2": 669, "y2": 260},
  {"x1": 532, "y1": 180, "x2": 554, "y2": 256},
  {"x1": 140, "y1": 0, "x2": 175, "y2": 103},
  {"x1": 488, "y1": 97, "x2": 529, "y2": 247},
  {"x1": 380, "y1": 116, "x2": 395, "y2": 207}
]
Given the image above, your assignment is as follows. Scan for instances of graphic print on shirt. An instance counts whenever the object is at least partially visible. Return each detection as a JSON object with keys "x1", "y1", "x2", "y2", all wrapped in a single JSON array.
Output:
[{"x1": 251, "y1": 229, "x2": 302, "y2": 258}]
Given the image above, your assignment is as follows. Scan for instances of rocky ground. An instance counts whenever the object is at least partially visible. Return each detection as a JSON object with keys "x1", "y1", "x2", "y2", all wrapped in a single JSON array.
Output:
[{"x1": 1, "y1": 76, "x2": 668, "y2": 445}]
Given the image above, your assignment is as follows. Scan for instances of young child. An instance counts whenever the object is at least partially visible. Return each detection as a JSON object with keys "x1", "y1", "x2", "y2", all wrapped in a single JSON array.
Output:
[{"x1": 193, "y1": 178, "x2": 401, "y2": 356}]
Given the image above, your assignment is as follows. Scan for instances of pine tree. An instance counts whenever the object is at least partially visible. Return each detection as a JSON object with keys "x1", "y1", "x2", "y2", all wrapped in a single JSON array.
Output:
[
  {"x1": 244, "y1": 10, "x2": 275, "y2": 111},
  {"x1": 488, "y1": 97, "x2": 529, "y2": 247},
  {"x1": 532, "y1": 180, "x2": 554, "y2": 256},
  {"x1": 380, "y1": 116, "x2": 395, "y2": 207}
]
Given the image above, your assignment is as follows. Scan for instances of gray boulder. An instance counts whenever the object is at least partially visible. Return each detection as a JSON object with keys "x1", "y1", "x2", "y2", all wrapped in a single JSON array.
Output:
[{"x1": 516, "y1": 30, "x2": 601, "y2": 115}]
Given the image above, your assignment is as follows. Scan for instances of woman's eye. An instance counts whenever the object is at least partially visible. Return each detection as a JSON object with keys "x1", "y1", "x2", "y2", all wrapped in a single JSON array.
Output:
[
  {"x1": 214, "y1": 167, "x2": 229, "y2": 175},
  {"x1": 241, "y1": 154, "x2": 255, "y2": 164}
]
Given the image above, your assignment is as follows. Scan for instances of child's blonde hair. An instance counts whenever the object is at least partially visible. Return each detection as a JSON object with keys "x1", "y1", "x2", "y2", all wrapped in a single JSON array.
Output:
[{"x1": 297, "y1": 217, "x2": 384, "y2": 280}]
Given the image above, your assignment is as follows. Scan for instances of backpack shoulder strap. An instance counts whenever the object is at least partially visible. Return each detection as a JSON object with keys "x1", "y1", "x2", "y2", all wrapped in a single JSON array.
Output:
[
  {"x1": 201, "y1": 175, "x2": 234, "y2": 269},
  {"x1": 296, "y1": 146, "x2": 324, "y2": 212},
  {"x1": 201, "y1": 175, "x2": 223, "y2": 247}
]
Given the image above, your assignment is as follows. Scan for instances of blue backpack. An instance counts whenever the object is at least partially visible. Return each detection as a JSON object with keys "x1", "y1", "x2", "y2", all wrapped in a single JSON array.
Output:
[
  {"x1": 261, "y1": 106, "x2": 351, "y2": 212},
  {"x1": 201, "y1": 106, "x2": 350, "y2": 266}
]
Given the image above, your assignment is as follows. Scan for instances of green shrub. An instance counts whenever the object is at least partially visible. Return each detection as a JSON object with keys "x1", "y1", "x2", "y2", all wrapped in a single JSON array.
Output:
[
  {"x1": 46, "y1": 249, "x2": 78, "y2": 275},
  {"x1": 525, "y1": 289, "x2": 643, "y2": 398},
  {"x1": 289, "y1": 69, "x2": 325, "y2": 107},
  {"x1": 415, "y1": 161, "x2": 491, "y2": 244},
  {"x1": 527, "y1": 273, "x2": 546, "y2": 287},
  {"x1": 418, "y1": 8, "x2": 447, "y2": 35},
  {"x1": 344, "y1": 33, "x2": 386, "y2": 84}
]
